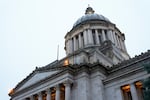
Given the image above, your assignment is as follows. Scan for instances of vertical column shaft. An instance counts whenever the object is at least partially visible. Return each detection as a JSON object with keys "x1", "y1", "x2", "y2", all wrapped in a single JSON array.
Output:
[
  {"x1": 87, "y1": 29, "x2": 93, "y2": 44},
  {"x1": 95, "y1": 29, "x2": 100, "y2": 45},
  {"x1": 130, "y1": 83, "x2": 139, "y2": 100},
  {"x1": 73, "y1": 37, "x2": 76, "y2": 51},
  {"x1": 38, "y1": 92, "x2": 42, "y2": 100},
  {"x1": 112, "y1": 31, "x2": 117, "y2": 46},
  {"x1": 55, "y1": 85, "x2": 60, "y2": 100},
  {"x1": 110, "y1": 30, "x2": 115, "y2": 44},
  {"x1": 116, "y1": 34, "x2": 119, "y2": 47},
  {"x1": 79, "y1": 33, "x2": 82, "y2": 48},
  {"x1": 108, "y1": 30, "x2": 114, "y2": 43},
  {"x1": 64, "y1": 82, "x2": 71, "y2": 100},
  {"x1": 65, "y1": 41, "x2": 68, "y2": 55},
  {"x1": 107, "y1": 30, "x2": 111, "y2": 41},
  {"x1": 122, "y1": 40, "x2": 127, "y2": 52},
  {"x1": 83, "y1": 30, "x2": 88, "y2": 45},
  {"x1": 68, "y1": 39, "x2": 72, "y2": 54},
  {"x1": 30, "y1": 95, "x2": 34, "y2": 100},
  {"x1": 102, "y1": 30, "x2": 106, "y2": 42},
  {"x1": 46, "y1": 89, "x2": 51, "y2": 100},
  {"x1": 120, "y1": 38, "x2": 124, "y2": 50}
]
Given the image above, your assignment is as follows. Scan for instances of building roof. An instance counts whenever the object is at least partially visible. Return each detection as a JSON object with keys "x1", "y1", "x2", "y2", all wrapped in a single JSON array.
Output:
[
  {"x1": 10, "y1": 50, "x2": 150, "y2": 96},
  {"x1": 73, "y1": 6, "x2": 110, "y2": 28}
]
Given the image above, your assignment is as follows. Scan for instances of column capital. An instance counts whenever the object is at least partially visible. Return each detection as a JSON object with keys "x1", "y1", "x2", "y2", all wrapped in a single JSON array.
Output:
[
  {"x1": 38, "y1": 92, "x2": 42, "y2": 97},
  {"x1": 46, "y1": 88, "x2": 51, "y2": 100},
  {"x1": 64, "y1": 79, "x2": 73, "y2": 85},
  {"x1": 38, "y1": 92, "x2": 42, "y2": 100},
  {"x1": 30, "y1": 95, "x2": 34, "y2": 100},
  {"x1": 46, "y1": 88, "x2": 51, "y2": 94},
  {"x1": 55, "y1": 84, "x2": 60, "y2": 90}
]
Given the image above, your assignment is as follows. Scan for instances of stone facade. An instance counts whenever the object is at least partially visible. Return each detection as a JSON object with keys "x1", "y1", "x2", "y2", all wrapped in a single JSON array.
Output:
[{"x1": 9, "y1": 7, "x2": 150, "y2": 100}]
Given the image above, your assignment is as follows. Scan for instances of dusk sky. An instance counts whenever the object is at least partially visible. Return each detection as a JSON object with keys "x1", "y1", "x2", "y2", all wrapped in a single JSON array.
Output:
[{"x1": 0, "y1": 0, "x2": 150, "y2": 99}]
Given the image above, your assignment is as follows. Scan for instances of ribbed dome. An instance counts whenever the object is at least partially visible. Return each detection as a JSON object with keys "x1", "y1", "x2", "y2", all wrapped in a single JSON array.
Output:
[{"x1": 73, "y1": 7, "x2": 110, "y2": 28}]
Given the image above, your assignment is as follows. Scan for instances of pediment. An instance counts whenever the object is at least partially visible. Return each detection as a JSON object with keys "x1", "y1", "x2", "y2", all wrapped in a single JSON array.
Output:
[
  {"x1": 89, "y1": 49, "x2": 113, "y2": 67},
  {"x1": 17, "y1": 70, "x2": 58, "y2": 91}
]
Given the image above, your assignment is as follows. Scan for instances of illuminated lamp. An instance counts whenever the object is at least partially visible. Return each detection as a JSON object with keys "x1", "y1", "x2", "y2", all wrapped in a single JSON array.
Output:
[
  {"x1": 8, "y1": 88, "x2": 14, "y2": 96},
  {"x1": 121, "y1": 85, "x2": 130, "y2": 92},
  {"x1": 64, "y1": 59, "x2": 69, "y2": 66},
  {"x1": 135, "y1": 81, "x2": 142, "y2": 88}
]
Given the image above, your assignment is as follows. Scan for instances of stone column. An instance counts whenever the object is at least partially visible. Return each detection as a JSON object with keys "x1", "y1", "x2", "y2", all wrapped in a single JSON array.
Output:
[
  {"x1": 64, "y1": 81, "x2": 72, "y2": 100},
  {"x1": 46, "y1": 88, "x2": 51, "y2": 100},
  {"x1": 118, "y1": 36, "x2": 122, "y2": 49},
  {"x1": 119, "y1": 38, "x2": 124, "y2": 50},
  {"x1": 73, "y1": 37, "x2": 76, "y2": 51},
  {"x1": 115, "y1": 88, "x2": 123, "y2": 100},
  {"x1": 108, "y1": 30, "x2": 114, "y2": 43},
  {"x1": 30, "y1": 95, "x2": 34, "y2": 100},
  {"x1": 112, "y1": 31, "x2": 117, "y2": 46},
  {"x1": 83, "y1": 30, "x2": 88, "y2": 45},
  {"x1": 65, "y1": 40, "x2": 68, "y2": 55},
  {"x1": 107, "y1": 30, "x2": 111, "y2": 41},
  {"x1": 38, "y1": 92, "x2": 42, "y2": 100},
  {"x1": 55, "y1": 85, "x2": 60, "y2": 100},
  {"x1": 102, "y1": 30, "x2": 106, "y2": 42},
  {"x1": 68, "y1": 39, "x2": 71, "y2": 54},
  {"x1": 91, "y1": 74, "x2": 104, "y2": 100},
  {"x1": 71, "y1": 38, "x2": 74, "y2": 53},
  {"x1": 95, "y1": 29, "x2": 100, "y2": 45},
  {"x1": 110, "y1": 30, "x2": 115, "y2": 44},
  {"x1": 115, "y1": 34, "x2": 119, "y2": 47},
  {"x1": 123, "y1": 41, "x2": 127, "y2": 52},
  {"x1": 79, "y1": 34, "x2": 82, "y2": 48},
  {"x1": 130, "y1": 83, "x2": 138, "y2": 100},
  {"x1": 87, "y1": 29, "x2": 93, "y2": 44}
]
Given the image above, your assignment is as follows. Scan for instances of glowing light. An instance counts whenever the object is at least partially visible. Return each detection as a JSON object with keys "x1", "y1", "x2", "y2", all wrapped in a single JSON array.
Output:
[
  {"x1": 135, "y1": 81, "x2": 142, "y2": 88},
  {"x1": 122, "y1": 85, "x2": 130, "y2": 92},
  {"x1": 64, "y1": 59, "x2": 69, "y2": 66},
  {"x1": 8, "y1": 88, "x2": 14, "y2": 96}
]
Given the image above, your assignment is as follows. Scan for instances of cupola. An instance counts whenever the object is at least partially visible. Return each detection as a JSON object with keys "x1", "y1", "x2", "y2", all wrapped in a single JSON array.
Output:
[{"x1": 64, "y1": 6, "x2": 130, "y2": 67}]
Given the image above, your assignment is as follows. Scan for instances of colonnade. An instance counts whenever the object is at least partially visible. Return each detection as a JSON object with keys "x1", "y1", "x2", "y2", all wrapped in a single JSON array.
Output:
[
  {"x1": 66, "y1": 28, "x2": 127, "y2": 55},
  {"x1": 121, "y1": 81, "x2": 143, "y2": 100},
  {"x1": 24, "y1": 81, "x2": 72, "y2": 100}
]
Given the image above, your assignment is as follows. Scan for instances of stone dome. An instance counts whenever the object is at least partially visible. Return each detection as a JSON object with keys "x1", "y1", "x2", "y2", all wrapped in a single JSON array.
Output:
[{"x1": 73, "y1": 7, "x2": 111, "y2": 28}]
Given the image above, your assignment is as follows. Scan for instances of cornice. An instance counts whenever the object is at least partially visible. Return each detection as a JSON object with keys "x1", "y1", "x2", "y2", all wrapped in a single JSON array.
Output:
[
  {"x1": 109, "y1": 50, "x2": 150, "y2": 72},
  {"x1": 10, "y1": 50, "x2": 150, "y2": 98},
  {"x1": 11, "y1": 63, "x2": 108, "y2": 98},
  {"x1": 104, "y1": 50, "x2": 150, "y2": 84},
  {"x1": 65, "y1": 20, "x2": 114, "y2": 38}
]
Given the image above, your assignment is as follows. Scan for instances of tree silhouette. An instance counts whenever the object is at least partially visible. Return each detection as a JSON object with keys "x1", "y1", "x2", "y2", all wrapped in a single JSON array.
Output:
[{"x1": 143, "y1": 63, "x2": 150, "y2": 100}]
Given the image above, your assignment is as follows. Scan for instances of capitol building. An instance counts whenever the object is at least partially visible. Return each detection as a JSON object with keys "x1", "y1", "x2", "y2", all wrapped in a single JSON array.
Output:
[{"x1": 9, "y1": 6, "x2": 150, "y2": 100}]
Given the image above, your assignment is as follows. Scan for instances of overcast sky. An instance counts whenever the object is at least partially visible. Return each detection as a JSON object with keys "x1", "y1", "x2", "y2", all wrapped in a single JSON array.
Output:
[{"x1": 0, "y1": 0, "x2": 150, "y2": 99}]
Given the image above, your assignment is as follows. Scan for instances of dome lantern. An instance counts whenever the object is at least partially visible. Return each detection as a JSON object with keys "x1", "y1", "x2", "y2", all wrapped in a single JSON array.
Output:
[{"x1": 85, "y1": 6, "x2": 95, "y2": 14}]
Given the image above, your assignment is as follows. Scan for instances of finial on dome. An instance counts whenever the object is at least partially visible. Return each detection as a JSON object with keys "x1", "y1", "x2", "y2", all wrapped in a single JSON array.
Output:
[{"x1": 85, "y1": 5, "x2": 95, "y2": 14}]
